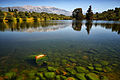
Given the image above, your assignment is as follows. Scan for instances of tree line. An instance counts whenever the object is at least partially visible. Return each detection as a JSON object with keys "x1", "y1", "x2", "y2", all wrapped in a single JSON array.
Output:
[
  {"x1": 0, "y1": 8, "x2": 72, "y2": 22},
  {"x1": 72, "y1": 6, "x2": 120, "y2": 21}
]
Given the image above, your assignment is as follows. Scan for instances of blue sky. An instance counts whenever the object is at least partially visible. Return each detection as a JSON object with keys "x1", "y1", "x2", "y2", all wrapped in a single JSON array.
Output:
[{"x1": 0, "y1": 0, "x2": 120, "y2": 13}]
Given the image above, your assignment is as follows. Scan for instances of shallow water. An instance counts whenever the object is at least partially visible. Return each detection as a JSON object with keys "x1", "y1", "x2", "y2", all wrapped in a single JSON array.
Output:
[{"x1": 0, "y1": 20, "x2": 120, "y2": 80}]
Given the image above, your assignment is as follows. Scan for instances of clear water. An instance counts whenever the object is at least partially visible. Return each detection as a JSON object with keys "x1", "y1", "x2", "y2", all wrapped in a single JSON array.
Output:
[{"x1": 0, "y1": 20, "x2": 120, "y2": 80}]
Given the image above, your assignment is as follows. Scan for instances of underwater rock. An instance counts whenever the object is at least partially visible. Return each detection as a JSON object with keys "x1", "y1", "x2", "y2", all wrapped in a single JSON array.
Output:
[
  {"x1": 28, "y1": 54, "x2": 48, "y2": 65},
  {"x1": 76, "y1": 66, "x2": 89, "y2": 73},
  {"x1": 44, "y1": 72, "x2": 55, "y2": 79},
  {"x1": 65, "y1": 77, "x2": 76, "y2": 80},
  {"x1": 48, "y1": 67, "x2": 57, "y2": 72},
  {"x1": 94, "y1": 64, "x2": 102, "y2": 67},
  {"x1": 104, "y1": 66, "x2": 112, "y2": 72},
  {"x1": 87, "y1": 66, "x2": 94, "y2": 71},
  {"x1": 28, "y1": 71, "x2": 36, "y2": 79},
  {"x1": 0, "y1": 77, "x2": 4, "y2": 80},
  {"x1": 100, "y1": 61, "x2": 109, "y2": 66},
  {"x1": 4, "y1": 72, "x2": 16, "y2": 80},
  {"x1": 35, "y1": 77, "x2": 40, "y2": 80},
  {"x1": 95, "y1": 67, "x2": 103, "y2": 72},
  {"x1": 69, "y1": 58, "x2": 76, "y2": 62},
  {"x1": 38, "y1": 68, "x2": 47, "y2": 72},
  {"x1": 56, "y1": 75, "x2": 61, "y2": 80},
  {"x1": 100, "y1": 76, "x2": 109, "y2": 80},
  {"x1": 60, "y1": 75, "x2": 67, "y2": 80},
  {"x1": 76, "y1": 73, "x2": 87, "y2": 80},
  {"x1": 86, "y1": 73, "x2": 100, "y2": 80},
  {"x1": 62, "y1": 59, "x2": 68, "y2": 64},
  {"x1": 37, "y1": 73, "x2": 46, "y2": 80},
  {"x1": 66, "y1": 68, "x2": 76, "y2": 75}
]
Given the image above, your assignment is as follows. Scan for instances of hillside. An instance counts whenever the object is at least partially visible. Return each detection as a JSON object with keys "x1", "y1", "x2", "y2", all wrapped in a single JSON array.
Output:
[{"x1": 0, "y1": 5, "x2": 72, "y2": 16}]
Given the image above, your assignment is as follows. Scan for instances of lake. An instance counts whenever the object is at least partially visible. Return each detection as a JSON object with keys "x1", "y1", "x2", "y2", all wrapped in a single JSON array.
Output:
[{"x1": 0, "y1": 20, "x2": 120, "y2": 80}]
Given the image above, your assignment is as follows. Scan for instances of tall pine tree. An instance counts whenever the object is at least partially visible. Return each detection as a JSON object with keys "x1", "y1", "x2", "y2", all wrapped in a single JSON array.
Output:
[{"x1": 86, "y1": 5, "x2": 93, "y2": 20}]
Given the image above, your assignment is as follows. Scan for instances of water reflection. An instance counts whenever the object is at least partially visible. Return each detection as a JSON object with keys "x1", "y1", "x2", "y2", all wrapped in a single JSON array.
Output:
[
  {"x1": 72, "y1": 20, "x2": 120, "y2": 35},
  {"x1": 0, "y1": 20, "x2": 120, "y2": 34},
  {"x1": 72, "y1": 20, "x2": 82, "y2": 31},
  {"x1": 0, "y1": 21, "x2": 70, "y2": 32}
]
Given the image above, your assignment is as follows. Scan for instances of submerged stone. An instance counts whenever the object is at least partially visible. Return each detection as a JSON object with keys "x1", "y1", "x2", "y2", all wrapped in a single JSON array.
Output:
[
  {"x1": 28, "y1": 54, "x2": 48, "y2": 65},
  {"x1": 5, "y1": 72, "x2": 16, "y2": 80},
  {"x1": 35, "y1": 77, "x2": 40, "y2": 80},
  {"x1": 48, "y1": 66, "x2": 57, "y2": 72},
  {"x1": 76, "y1": 66, "x2": 89, "y2": 73},
  {"x1": 37, "y1": 73, "x2": 46, "y2": 80},
  {"x1": 61, "y1": 75, "x2": 67, "y2": 80},
  {"x1": 44, "y1": 72, "x2": 55, "y2": 79},
  {"x1": 66, "y1": 68, "x2": 76, "y2": 75},
  {"x1": 101, "y1": 76, "x2": 109, "y2": 80},
  {"x1": 94, "y1": 64, "x2": 102, "y2": 67},
  {"x1": 104, "y1": 66, "x2": 112, "y2": 72},
  {"x1": 95, "y1": 67, "x2": 103, "y2": 72},
  {"x1": 100, "y1": 61, "x2": 109, "y2": 66},
  {"x1": 65, "y1": 77, "x2": 76, "y2": 80},
  {"x1": 38, "y1": 68, "x2": 47, "y2": 72},
  {"x1": 86, "y1": 73, "x2": 100, "y2": 80},
  {"x1": 76, "y1": 73, "x2": 87, "y2": 80},
  {"x1": 69, "y1": 58, "x2": 76, "y2": 62},
  {"x1": 87, "y1": 66, "x2": 94, "y2": 71},
  {"x1": 56, "y1": 75, "x2": 61, "y2": 80}
]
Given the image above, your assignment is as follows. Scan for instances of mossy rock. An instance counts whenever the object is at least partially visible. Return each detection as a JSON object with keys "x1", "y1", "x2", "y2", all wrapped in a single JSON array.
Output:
[
  {"x1": 48, "y1": 67, "x2": 57, "y2": 72},
  {"x1": 94, "y1": 64, "x2": 102, "y2": 67},
  {"x1": 61, "y1": 75, "x2": 67, "y2": 80},
  {"x1": 100, "y1": 76, "x2": 109, "y2": 80},
  {"x1": 56, "y1": 75, "x2": 61, "y2": 80},
  {"x1": 44, "y1": 72, "x2": 55, "y2": 79},
  {"x1": 62, "y1": 59, "x2": 68, "y2": 64},
  {"x1": 76, "y1": 73, "x2": 87, "y2": 80},
  {"x1": 104, "y1": 66, "x2": 112, "y2": 72},
  {"x1": 87, "y1": 66, "x2": 94, "y2": 71},
  {"x1": 5, "y1": 72, "x2": 16, "y2": 80},
  {"x1": 28, "y1": 72, "x2": 36, "y2": 79},
  {"x1": 100, "y1": 61, "x2": 109, "y2": 66},
  {"x1": 35, "y1": 77, "x2": 40, "y2": 80},
  {"x1": 65, "y1": 77, "x2": 76, "y2": 80},
  {"x1": 37, "y1": 73, "x2": 46, "y2": 80},
  {"x1": 38, "y1": 68, "x2": 47, "y2": 72},
  {"x1": 69, "y1": 58, "x2": 76, "y2": 62},
  {"x1": 95, "y1": 67, "x2": 103, "y2": 72},
  {"x1": 66, "y1": 68, "x2": 76, "y2": 75},
  {"x1": 86, "y1": 73, "x2": 100, "y2": 80},
  {"x1": 16, "y1": 76, "x2": 24, "y2": 80},
  {"x1": 76, "y1": 66, "x2": 89, "y2": 73}
]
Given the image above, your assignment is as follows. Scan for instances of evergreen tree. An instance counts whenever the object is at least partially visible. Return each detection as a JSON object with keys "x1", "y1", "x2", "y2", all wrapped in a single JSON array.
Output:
[
  {"x1": 8, "y1": 7, "x2": 11, "y2": 12},
  {"x1": 86, "y1": 5, "x2": 93, "y2": 20},
  {"x1": 72, "y1": 8, "x2": 84, "y2": 20}
]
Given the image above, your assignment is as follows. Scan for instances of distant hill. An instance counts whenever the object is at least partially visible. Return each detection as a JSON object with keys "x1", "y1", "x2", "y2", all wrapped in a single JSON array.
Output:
[{"x1": 0, "y1": 5, "x2": 72, "y2": 16}]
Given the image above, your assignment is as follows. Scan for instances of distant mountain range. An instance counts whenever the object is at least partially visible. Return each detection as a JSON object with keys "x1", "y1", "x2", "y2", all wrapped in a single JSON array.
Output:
[{"x1": 0, "y1": 5, "x2": 72, "y2": 16}]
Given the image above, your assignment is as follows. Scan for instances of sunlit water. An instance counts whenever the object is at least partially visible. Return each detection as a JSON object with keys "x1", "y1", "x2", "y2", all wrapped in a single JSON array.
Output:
[{"x1": 0, "y1": 20, "x2": 120, "y2": 80}]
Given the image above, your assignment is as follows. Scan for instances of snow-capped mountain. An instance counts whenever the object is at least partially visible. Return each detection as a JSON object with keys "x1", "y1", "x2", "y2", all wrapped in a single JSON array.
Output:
[{"x1": 0, "y1": 5, "x2": 72, "y2": 16}]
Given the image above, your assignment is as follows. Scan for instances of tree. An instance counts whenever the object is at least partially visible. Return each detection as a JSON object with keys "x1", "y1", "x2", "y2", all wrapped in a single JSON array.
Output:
[
  {"x1": 8, "y1": 7, "x2": 11, "y2": 12},
  {"x1": 86, "y1": 5, "x2": 93, "y2": 20},
  {"x1": 72, "y1": 8, "x2": 84, "y2": 20}
]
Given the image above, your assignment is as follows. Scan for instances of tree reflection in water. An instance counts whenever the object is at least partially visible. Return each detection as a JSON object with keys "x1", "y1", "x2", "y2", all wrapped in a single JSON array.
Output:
[{"x1": 72, "y1": 20, "x2": 120, "y2": 35}]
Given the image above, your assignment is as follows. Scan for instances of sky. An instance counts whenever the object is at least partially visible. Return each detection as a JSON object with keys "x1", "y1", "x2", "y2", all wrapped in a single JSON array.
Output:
[{"x1": 0, "y1": 0, "x2": 120, "y2": 13}]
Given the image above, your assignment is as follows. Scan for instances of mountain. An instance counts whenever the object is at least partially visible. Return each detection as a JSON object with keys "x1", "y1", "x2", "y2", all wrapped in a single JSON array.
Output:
[{"x1": 0, "y1": 5, "x2": 72, "y2": 16}]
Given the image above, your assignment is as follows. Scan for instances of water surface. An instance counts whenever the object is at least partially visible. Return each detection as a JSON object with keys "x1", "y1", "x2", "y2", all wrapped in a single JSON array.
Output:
[{"x1": 0, "y1": 20, "x2": 120, "y2": 80}]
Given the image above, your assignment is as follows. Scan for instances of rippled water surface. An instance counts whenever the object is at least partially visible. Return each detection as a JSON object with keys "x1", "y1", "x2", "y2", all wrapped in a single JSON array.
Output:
[{"x1": 0, "y1": 20, "x2": 120, "y2": 80}]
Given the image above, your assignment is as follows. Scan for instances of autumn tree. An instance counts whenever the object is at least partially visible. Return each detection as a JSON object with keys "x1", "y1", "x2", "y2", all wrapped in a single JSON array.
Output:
[{"x1": 72, "y1": 8, "x2": 84, "y2": 20}]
